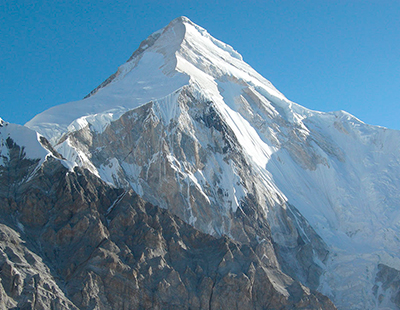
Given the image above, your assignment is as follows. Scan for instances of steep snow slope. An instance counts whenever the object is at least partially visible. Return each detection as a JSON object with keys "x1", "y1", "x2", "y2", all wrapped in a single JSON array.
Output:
[
  {"x1": 25, "y1": 17, "x2": 400, "y2": 309},
  {"x1": 0, "y1": 117, "x2": 50, "y2": 166},
  {"x1": 0, "y1": 117, "x2": 76, "y2": 174},
  {"x1": 26, "y1": 17, "x2": 284, "y2": 144}
]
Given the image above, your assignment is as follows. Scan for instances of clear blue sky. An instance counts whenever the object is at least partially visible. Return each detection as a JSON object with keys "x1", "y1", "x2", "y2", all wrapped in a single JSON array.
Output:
[{"x1": 1, "y1": 0, "x2": 399, "y2": 129}]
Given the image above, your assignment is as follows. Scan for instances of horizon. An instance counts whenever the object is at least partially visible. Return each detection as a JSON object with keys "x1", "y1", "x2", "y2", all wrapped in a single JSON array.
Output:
[{"x1": 1, "y1": 1, "x2": 399, "y2": 130}]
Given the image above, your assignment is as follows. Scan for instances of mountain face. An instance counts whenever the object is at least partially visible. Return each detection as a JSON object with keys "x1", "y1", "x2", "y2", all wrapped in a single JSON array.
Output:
[
  {"x1": 0, "y1": 120, "x2": 334, "y2": 309},
  {"x1": 1, "y1": 16, "x2": 400, "y2": 309}
]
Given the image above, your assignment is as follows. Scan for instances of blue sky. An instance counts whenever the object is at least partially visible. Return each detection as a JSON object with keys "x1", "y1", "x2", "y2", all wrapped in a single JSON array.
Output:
[{"x1": 1, "y1": 0, "x2": 399, "y2": 129}]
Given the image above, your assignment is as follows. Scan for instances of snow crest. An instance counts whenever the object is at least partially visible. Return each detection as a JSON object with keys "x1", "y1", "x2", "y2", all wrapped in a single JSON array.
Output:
[{"x1": 0, "y1": 120, "x2": 50, "y2": 165}]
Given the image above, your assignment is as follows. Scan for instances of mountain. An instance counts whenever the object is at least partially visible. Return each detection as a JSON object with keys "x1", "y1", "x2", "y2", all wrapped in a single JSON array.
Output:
[
  {"x1": 0, "y1": 121, "x2": 334, "y2": 309},
  {"x1": 1, "y1": 16, "x2": 400, "y2": 309}
]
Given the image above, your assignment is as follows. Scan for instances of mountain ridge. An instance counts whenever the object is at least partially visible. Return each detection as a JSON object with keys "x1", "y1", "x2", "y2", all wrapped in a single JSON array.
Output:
[
  {"x1": 3, "y1": 16, "x2": 400, "y2": 309},
  {"x1": 25, "y1": 16, "x2": 290, "y2": 144}
]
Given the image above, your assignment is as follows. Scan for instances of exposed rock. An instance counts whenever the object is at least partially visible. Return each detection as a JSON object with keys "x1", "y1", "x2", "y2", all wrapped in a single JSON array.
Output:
[
  {"x1": 0, "y1": 137, "x2": 336, "y2": 309},
  {"x1": 57, "y1": 86, "x2": 329, "y2": 291},
  {"x1": 373, "y1": 264, "x2": 400, "y2": 309},
  {"x1": 0, "y1": 224, "x2": 78, "y2": 309}
]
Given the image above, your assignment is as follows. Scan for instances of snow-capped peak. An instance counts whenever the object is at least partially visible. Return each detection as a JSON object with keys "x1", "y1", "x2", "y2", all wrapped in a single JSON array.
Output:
[
  {"x1": 127, "y1": 16, "x2": 244, "y2": 70},
  {"x1": 87, "y1": 16, "x2": 280, "y2": 98},
  {"x1": 26, "y1": 17, "x2": 291, "y2": 144},
  {"x1": 19, "y1": 17, "x2": 400, "y2": 309}
]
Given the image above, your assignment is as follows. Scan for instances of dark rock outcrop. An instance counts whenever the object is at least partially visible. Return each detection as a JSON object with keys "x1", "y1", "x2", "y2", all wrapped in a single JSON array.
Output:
[
  {"x1": 373, "y1": 264, "x2": 400, "y2": 309},
  {"x1": 0, "y1": 137, "x2": 336, "y2": 309}
]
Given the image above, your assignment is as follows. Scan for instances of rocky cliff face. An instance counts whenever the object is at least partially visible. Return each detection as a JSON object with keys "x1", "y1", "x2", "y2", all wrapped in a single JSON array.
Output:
[
  {"x1": 55, "y1": 85, "x2": 329, "y2": 291},
  {"x1": 0, "y1": 224, "x2": 78, "y2": 310},
  {"x1": 0, "y1": 131, "x2": 336, "y2": 309}
]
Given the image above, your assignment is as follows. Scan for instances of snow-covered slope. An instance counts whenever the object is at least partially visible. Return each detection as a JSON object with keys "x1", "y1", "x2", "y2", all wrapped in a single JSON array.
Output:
[
  {"x1": 25, "y1": 17, "x2": 400, "y2": 309},
  {"x1": 0, "y1": 117, "x2": 50, "y2": 166},
  {"x1": 26, "y1": 16, "x2": 285, "y2": 144}
]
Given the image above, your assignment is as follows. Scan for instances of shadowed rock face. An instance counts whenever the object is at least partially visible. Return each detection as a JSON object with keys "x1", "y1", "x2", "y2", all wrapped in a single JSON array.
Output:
[
  {"x1": 0, "y1": 137, "x2": 336, "y2": 309},
  {"x1": 374, "y1": 264, "x2": 400, "y2": 309},
  {"x1": 0, "y1": 224, "x2": 79, "y2": 310},
  {"x1": 58, "y1": 86, "x2": 329, "y2": 291}
]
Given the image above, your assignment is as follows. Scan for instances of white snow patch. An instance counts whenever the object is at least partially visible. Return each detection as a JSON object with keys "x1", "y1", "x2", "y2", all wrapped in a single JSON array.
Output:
[
  {"x1": 55, "y1": 137, "x2": 99, "y2": 177},
  {"x1": 98, "y1": 158, "x2": 123, "y2": 187},
  {"x1": 107, "y1": 191, "x2": 127, "y2": 215},
  {"x1": 16, "y1": 220, "x2": 25, "y2": 233},
  {"x1": 0, "y1": 122, "x2": 50, "y2": 162}
]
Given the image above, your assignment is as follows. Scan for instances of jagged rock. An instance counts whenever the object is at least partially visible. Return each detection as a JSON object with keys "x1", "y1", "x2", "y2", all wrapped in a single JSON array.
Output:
[
  {"x1": 0, "y1": 137, "x2": 336, "y2": 309},
  {"x1": 0, "y1": 224, "x2": 78, "y2": 309}
]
